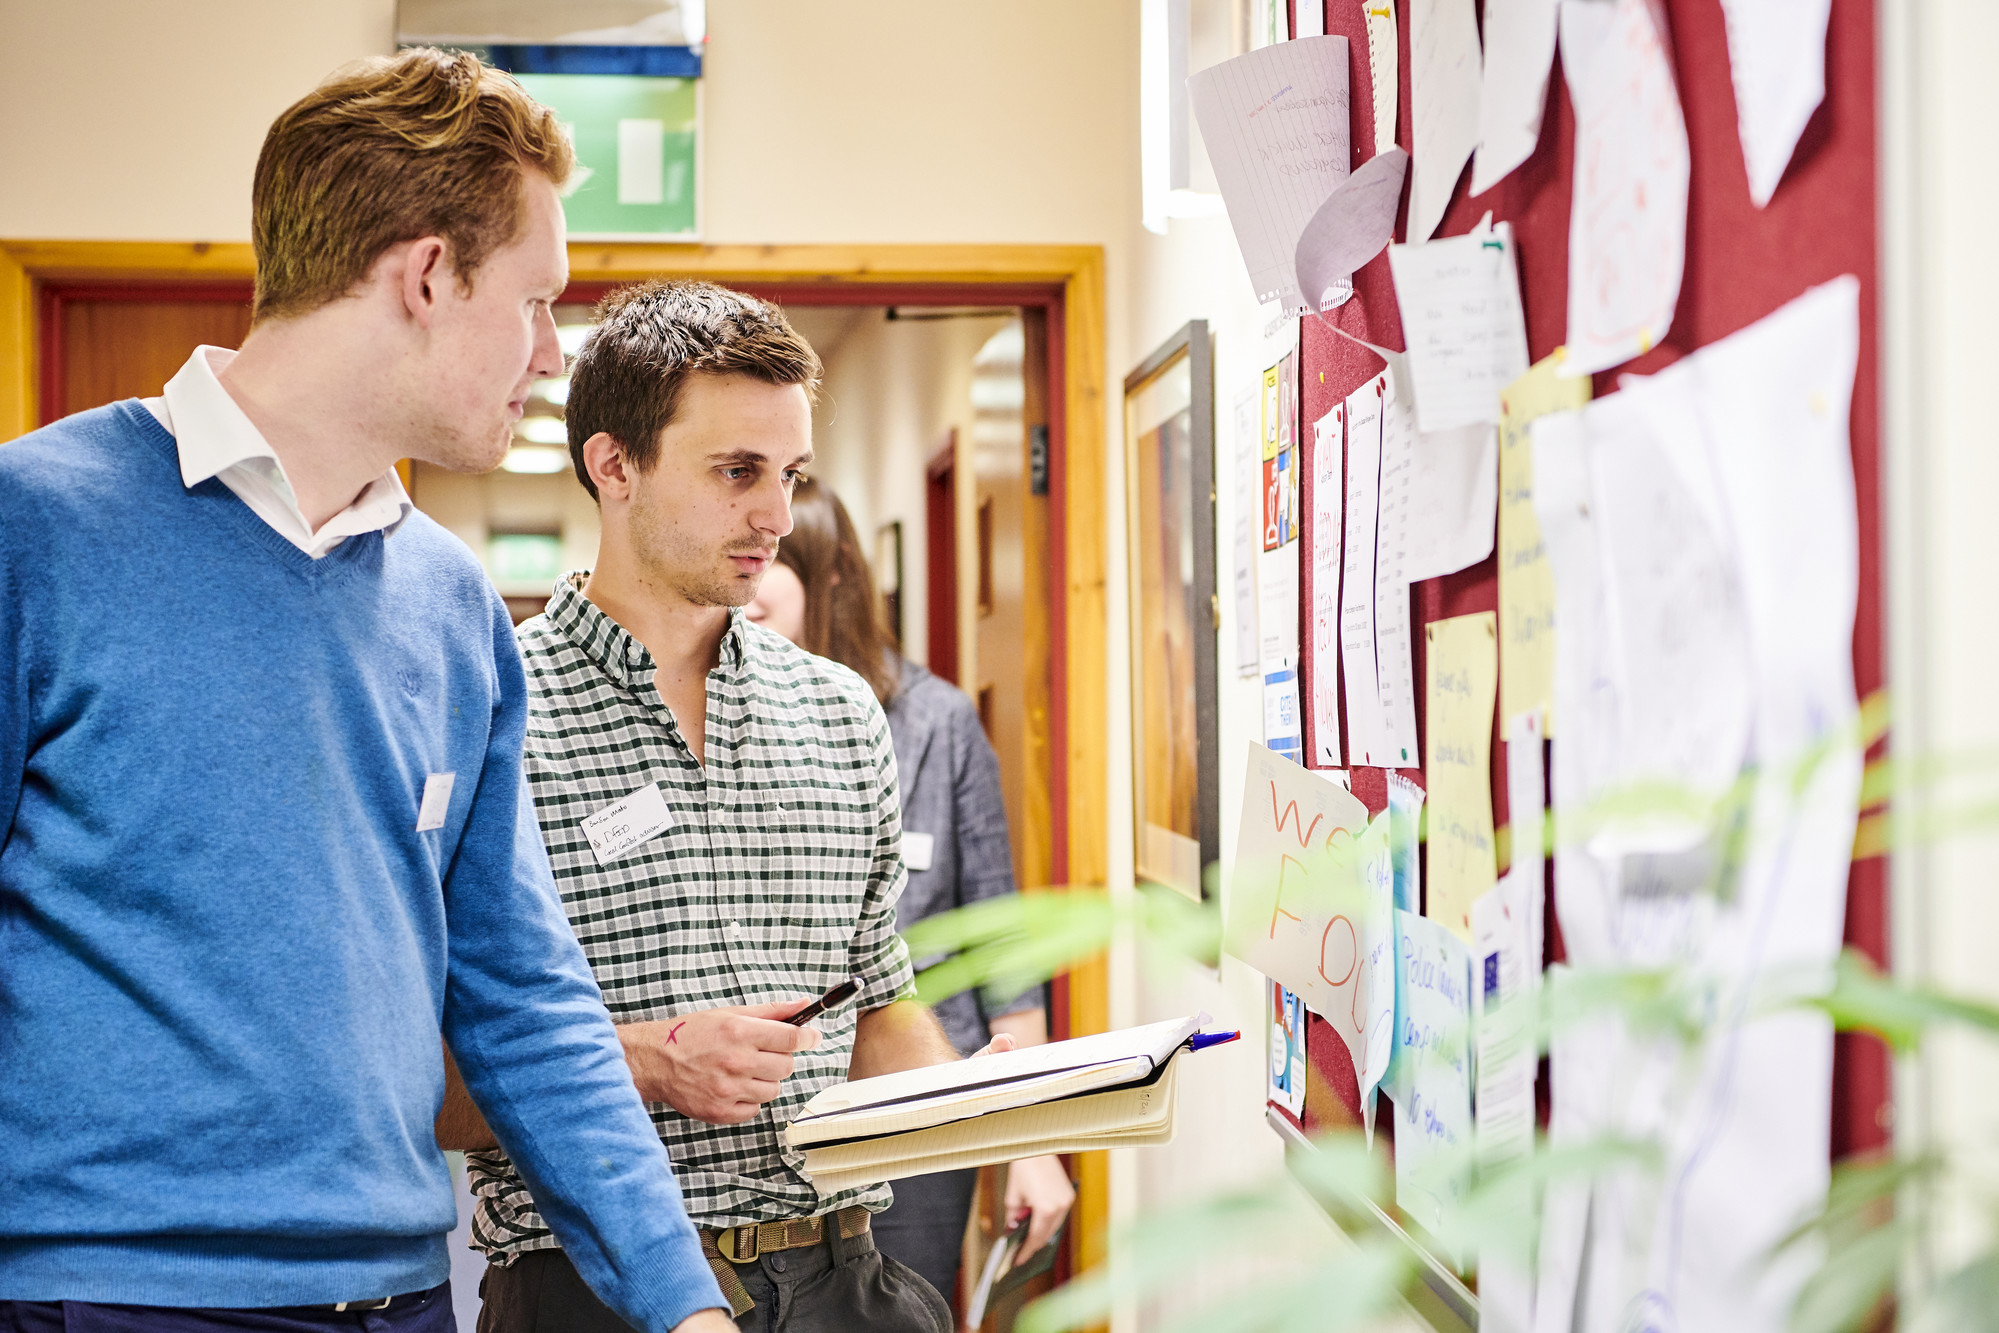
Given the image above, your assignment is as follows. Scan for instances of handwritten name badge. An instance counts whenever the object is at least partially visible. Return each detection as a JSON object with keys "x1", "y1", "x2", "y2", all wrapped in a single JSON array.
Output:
[{"x1": 580, "y1": 781, "x2": 674, "y2": 867}]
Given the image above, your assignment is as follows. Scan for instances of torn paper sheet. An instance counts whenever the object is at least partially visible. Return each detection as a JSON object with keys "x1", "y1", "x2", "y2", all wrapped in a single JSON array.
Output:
[
  {"x1": 1389, "y1": 906, "x2": 1474, "y2": 1240},
  {"x1": 1408, "y1": 0, "x2": 1482, "y2": 243},
  {"x1": 1339, "y1": 380, "x2": 1389, "y2": 766},
  {"x1": 1226, "y1": 743, "x2": 1381, "y2": 1084},
  {"x1": 1387, "y1": 217, "x2": 1532, "y2": 432},
  {"x1": 1295, "y1": 147, "x2": 1410, "y2": 311},
  {"x1": 1365, "y1": 0, "x2": 1400, "y2": 152},
  {"x1": 1719, "y1": 0, "x2": 1830, "y2": 208},
  {"x1": 1497, "y1": 355, "x2": 1591, "y2": 732},
  {"x1": 1190, "y1": 36, "x2": 1358, "y2": 313},
  {"x1": 1560, "y1": 0, "x2": 1689, "y2": 376},
  {"x1": 1309, "y1": 406, "x2": 1345, "y2": 766},
  {"x1": 1471, "y1": 0, "x2": 1562, "y2": 196},
  {"x1": 1424, "y1": 611, "x2": 1498, "y2": 941}
]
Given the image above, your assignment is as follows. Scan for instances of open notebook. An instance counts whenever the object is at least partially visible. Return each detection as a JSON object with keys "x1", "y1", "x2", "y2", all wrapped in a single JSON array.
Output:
[{"x1": 784, "y1": 1013, "x2": 1223, "y2": 1193}]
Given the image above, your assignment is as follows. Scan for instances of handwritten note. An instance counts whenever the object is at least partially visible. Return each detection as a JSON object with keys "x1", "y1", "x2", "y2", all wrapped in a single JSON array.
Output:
[
  {"x1": 1225, "y1": 743, "x2": 1383, "y2": 1094},
  {"x1": 1408, "y1": 0, "x2": 1481, "y2": 244},
  {"x1": 1233, "y1": 387, "x2": 1262, "y2": 677},
  {"x1": 1339, "y1": 382, "x2": 1386, "y2": 766},
  {"x1": 1389, "y1": 906, "x2": 1473, "y2": 1238},
  {"x1": 1309, "y1": 406, "x2": 1344, "y2": 767},
  {"x1": 1371, "y1": 368, "x2": 1420, "y2": 765},
  {"x1": 1364, "y1": 0, "x2": 1400, "y2": 154},
  {"x1": 1357, "y1": 808, "x2": 1396, "y2": 1120},
  {"x1": 1470, "y1": 0, "x2": 1562, "y2": 196},
  {"x1": 1189, "y1": 36, "x2": 1357, "y2": 313},
  {"x1": 1559, "y1": 0, "x2": 1690, "y2": 375},
  {"x1": 1388, "y1": 217, "x2": 1532, "y2": 433},
  {"x1": 1719, "y1": 0, "x2": 1830, "y2": 208},
  {"x1": 1496, "y1": 355, "x2": 1590, "y2": 733},
  {"x1": 1381, "y1": 349, "x2": 1499, "y2": 583},
  {"x1": 1424, "y1": 612, "x2": 1498, "y2": 940}
]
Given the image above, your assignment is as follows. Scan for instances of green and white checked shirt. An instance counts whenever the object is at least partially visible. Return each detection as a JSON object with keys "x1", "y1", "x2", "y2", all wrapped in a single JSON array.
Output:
[{"x1": 468, "y1": 575, "x2": 914, "y2": 1258}]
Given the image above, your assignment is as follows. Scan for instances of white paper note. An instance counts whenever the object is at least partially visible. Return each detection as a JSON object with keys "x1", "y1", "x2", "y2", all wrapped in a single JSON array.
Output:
[
  {"x1": 1408, "y1": 0, "x2": 1482, "y2": 243},
  {"x1": 1379, "y1": 347, "x2": 1498, "y2": 583},
  {"x1": 1371, "y1": 368, "x2": 1421, "y2": 765},
  {"x1": 1389, "y1": 906, "x2": 1474, "y2": 1238},
  {"x1": 1295, "y1": 147, "x2": 1410, "y2": 309},
  {"x1": 1719, "y1": 0, "x2": 1830, "y2": 208},
  {"x1": 1339, "y1": 379, "x2": 1388, "y2": 766},
  {"x1": 1559, "y1": 0, "x2": 1690, "y2": 376},
  {"x1": 1388, "y1": 772, "x2": 1426, "y2": 914},
  {"x1": 581, "y1": 780, "x2": 673, "y2": 865},
  {"x1": 1358, "y1": 809, "x2": 1398, "y2": 1136},
  {"x1": 1233, "y1": 388, "x2": 1263, "y2": 677},
  {"x1": 1259, "y1": 538, "x2": 1301, "y2": 674},
  {"x1": 1189, "y1": 37, "x2": 1358, "y2": 313},
  {"x1": 1471, "y1": 871, "x2": 1539, "y2": 1333},
  {"x1": 1226, "y1": 744, "x2": 1379, "y2": 1082},
  {"x1": 1365, "y1": 0, "x2": 1400, "y2": 152},
  {"x1": 1388, "y1": 217, "x2": 1532, "y2": 432},
  {"x1": 1506, "y1": 709, "x2": 1547, "y2": 977},
  {"x1": 1309, "y1": 407, "x2": 1345, "y2": 767},
  {"x1": 1294, "y1": 0, "x2": 1326, "y2": 40},
  {"x1": 1470, "y1": 0, "x2": 1562, "y2": 196}
]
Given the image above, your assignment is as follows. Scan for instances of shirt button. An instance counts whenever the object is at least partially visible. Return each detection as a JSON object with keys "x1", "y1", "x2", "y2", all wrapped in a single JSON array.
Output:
[
  {"x1": 769, "y1": 1253, "x2": 787, "y2": 1274},
  {"x1": 729, "y1": 920, "x2": 743, "y2": 936}
]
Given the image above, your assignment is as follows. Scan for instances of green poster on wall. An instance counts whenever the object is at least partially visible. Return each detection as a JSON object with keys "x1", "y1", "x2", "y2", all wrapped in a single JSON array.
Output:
[{"x1": 514, "y1": 73, "x2": 698, "y2": 239}]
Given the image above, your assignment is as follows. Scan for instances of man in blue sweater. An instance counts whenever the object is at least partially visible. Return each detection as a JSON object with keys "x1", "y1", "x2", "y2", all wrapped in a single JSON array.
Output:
[{"x1": 0, "y1": 50, "x2": 730, "y2": 1333}]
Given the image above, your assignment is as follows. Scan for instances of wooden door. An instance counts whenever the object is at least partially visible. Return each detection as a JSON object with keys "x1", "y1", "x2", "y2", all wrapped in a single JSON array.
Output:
[{"x1": 41, "y1": 284, "x2": 254, "y2": 424}]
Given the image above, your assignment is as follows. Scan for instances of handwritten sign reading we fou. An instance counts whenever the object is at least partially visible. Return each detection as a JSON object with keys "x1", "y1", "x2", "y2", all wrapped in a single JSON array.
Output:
[{"x1": 1225, "y1": 743, "x2": 1395, "y2": 1108}]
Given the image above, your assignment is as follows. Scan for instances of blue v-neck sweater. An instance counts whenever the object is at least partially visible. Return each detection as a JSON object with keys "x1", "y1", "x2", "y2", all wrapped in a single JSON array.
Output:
[{"x1": 0, "y1": 404, "x2": 723, "y2": 1325}]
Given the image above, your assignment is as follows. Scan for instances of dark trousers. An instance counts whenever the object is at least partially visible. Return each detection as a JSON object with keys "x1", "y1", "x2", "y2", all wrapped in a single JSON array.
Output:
[
  {"x1": 869, "y1": 1169, "x2": 978, "y2": 1306},
  {"x1": 0, "y1": 1284, "x2": 454, "y2": 1333},
  {"x1": 477, "y1": 1238, "x2": 949, "y2": 1333}
]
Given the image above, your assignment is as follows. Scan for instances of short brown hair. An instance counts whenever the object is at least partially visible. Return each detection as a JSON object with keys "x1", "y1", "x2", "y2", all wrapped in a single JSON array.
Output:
[
  {"x1": 777, "y1": 477, "x2": 904, "y2": 706},
  {"x1": 251, "y1": 48, "x2": 573, "y2": 323},
  {"x1": 565, "y1": 280, "x2": 823, "y2": 502}
]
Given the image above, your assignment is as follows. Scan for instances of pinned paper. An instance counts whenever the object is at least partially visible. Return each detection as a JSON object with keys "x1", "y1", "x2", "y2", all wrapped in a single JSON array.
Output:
[
  {"x1": 1295, "y1": 148, "x2": 1410, "y2": 311},
  {"x1": 1233, "y1": 388, "x2": 1262, "y2": 677},
  {"x1": 1339, "y1": 385, "x2": 1387, "y2": 766},
  {"x1": 1388, "y1": 773, "x2": 1426, "y2": 915},
  {"x1": 1260, "y1": 355, "x2": 1305, "y2": 762},
  {"x1": 1364, "y1": 0, "x2": 1400, "y2": 153},
  {"x1": 1379, "y1": 347, "x2": 1498, "y2": 584},
  {"x1": 1470, "y1": 0, "x2": 1562, "y2": 196},
  {"x1": 1308, "y1": 406, "x2": 1345, "y2": 767},
  {"x1": 1408, "y1": 0, "x2": 1482, "y2": 243},
  {"x1": 1369, "y1": 369, "x2": 1421, "y2": 764},
  {"x1": 1473, "y1": 871, "x2": 1541, "y2": 1333},
  {"x1": 1189, "y1": 37, "x2": 1359, "y2": 314},
  {"x1": 1560, "y1": 0, "x2": 1690, "y2": 376},
  {"x1": 1496, "y1": 355, "x2": 1591, "y2": 733},
  {"x1": 1389, "y1": 906, "x2": 1473, "y2": 1238},
  {"x1": 1268, "y1": 982, "x2": 1308, "y2": 1116},
  {"x1": 1719, "y1": 0, "x2": 1830, "y2": 208},
  {"x1": 1225, "y1": 744, "x2": 1385, "y2": 1097},
  {"x1": 1423, "y1": 612, "x2": 1497, "y2": 940},
  {"x1": 1387, "y1": 217, "x2": 1531, "y2": 433}
]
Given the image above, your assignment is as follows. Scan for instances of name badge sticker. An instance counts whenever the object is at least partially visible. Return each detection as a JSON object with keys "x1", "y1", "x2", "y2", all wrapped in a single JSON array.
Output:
[
  {"x1": 902, "y1": 831, "x2": 936, "y2": 872},
  {"x1": 581, "y1": 781, "x2": 674, "y2": 866},
  {"x1": 416, "y1": 772, "x2": 456, "y2": 832}
]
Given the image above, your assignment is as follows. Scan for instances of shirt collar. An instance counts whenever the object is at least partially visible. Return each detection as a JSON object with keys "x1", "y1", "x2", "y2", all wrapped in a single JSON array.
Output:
[
  {"x1": 546, "y1": 573, "x2": 752, "y2": 688},
  {"x1": 163, "y1": 345, "x2": 414, "y2": 534}
]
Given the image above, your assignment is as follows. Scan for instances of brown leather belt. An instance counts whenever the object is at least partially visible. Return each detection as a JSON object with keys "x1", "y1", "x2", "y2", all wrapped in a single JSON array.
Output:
[{"x1": 699, "y1": 1205, "x2": 872, "y2": 1316}]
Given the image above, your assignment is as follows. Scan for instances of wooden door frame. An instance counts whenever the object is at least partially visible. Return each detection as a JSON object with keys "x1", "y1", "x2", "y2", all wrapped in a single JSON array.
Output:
[{"x1": 0, "y1": 236, "x2": 1115, "y2": 1275}]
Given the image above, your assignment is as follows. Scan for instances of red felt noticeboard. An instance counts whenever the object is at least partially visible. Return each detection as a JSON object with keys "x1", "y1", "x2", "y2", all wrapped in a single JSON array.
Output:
[{"x1": 1274, "y1": 0, "x2": 1888, "y2": 1165}]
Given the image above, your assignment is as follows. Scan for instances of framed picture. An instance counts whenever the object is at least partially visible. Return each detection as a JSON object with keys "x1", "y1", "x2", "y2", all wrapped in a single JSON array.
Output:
[
  {"x1": 1124, "y1": 320, "x2": 1218, "y2": 902},
  {"x1": 874, "y1": 520, "x2": 904, "y2": 646}
]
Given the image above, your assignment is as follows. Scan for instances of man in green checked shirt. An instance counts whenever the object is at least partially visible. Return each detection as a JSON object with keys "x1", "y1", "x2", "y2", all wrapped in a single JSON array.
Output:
[{"x1": 436, "y1": 280, "x2": 1072, "y2": 1333}]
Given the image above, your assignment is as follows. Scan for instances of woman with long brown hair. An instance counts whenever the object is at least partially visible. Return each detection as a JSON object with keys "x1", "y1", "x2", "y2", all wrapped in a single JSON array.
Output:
[{"x1": 748, "y1": 477, "x2": 1074, "y2": 1312}]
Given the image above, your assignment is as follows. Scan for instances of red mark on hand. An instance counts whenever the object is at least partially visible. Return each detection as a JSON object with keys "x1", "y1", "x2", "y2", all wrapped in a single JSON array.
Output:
[{"x1": 665, "y1": 1021, "x2": 687, "y2": 1045}]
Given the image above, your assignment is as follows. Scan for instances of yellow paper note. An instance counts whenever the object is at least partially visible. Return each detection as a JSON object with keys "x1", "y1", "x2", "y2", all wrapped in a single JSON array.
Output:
[
  {"x1": 1424, "y1": 612, "x2": 1498, "y2": 941},
  {"x1": 1496, "y1": 353, "x2": 1591, "y2": 734}
]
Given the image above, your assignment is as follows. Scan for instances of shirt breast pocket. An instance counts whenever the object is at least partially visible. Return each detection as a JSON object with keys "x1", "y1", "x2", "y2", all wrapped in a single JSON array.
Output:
[{"x1": 749, "y1": 779, "x2": 877, "y2": 938}]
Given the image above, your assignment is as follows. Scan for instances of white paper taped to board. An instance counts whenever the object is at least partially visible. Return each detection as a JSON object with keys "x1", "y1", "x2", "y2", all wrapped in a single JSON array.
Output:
[
  {"x1": 1387, "y1": 216, "x2": 1531, "y2": 433},
  {"x1": 1719, "y1": 0, "x2": 1830, "y2": 208},
  {"x1": 1408, "y1": 0, "x2": 1482, "y2": 243},
  {"x1": 1470, "y1": 0, "x2": 1562, "y2": 197},
  {"x1": 1189, "y1": 37, "x2": 1358, "y2": 314}
]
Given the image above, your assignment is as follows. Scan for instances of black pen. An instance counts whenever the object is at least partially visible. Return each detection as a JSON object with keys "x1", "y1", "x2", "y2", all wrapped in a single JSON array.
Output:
[{"x1": 786, "y1": 977, "x2": 861, "y2": 1026}]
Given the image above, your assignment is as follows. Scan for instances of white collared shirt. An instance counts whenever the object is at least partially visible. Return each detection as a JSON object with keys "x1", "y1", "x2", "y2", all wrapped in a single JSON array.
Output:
[{"x1": 141, "y1": 346, "x2": 412, "y2": 559}]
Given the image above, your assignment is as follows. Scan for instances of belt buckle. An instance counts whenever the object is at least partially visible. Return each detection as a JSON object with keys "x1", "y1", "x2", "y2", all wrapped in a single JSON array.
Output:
[
  {"x1": 332, "y1": 1298, "x2": 394, "y2": 1312},
  {"x1": 717, "y1": 1224, "x2": 760, "y2": 1264}
]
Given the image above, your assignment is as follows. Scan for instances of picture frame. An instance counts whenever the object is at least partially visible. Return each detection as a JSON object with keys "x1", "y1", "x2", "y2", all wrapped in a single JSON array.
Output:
[
  {"x1": 1123, "y1": 320, "x2": 1218, "y2": 902},
  {"x1": 874, "y1": 520, "x2": 904, "y2": 646}
]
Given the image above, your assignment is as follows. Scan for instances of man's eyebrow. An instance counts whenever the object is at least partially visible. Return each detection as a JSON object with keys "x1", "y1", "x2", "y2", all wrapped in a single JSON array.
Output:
[{"x1": 705, "y1": 449, "x2": 816, "y2": 467}]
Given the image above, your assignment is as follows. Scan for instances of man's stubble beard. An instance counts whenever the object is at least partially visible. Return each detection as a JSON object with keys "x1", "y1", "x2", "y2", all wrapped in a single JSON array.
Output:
[{"x1": 628, "y1": 486, "x2": 762, "y2": 610}]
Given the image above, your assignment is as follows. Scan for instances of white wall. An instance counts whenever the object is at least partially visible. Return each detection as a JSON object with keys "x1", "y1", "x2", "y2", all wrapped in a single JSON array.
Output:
[{"x1": 1882, "y1": 0, "x2": 1999, "y2": 1285}]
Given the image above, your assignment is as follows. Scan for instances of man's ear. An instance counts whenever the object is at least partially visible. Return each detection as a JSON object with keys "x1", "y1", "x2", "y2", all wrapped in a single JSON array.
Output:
[
  {"x1": 398, "y1": 237, "x2": 453, "y2": 328},
  {"x1": 582, "y1": 432, "x2": 632, "y2": 502}
]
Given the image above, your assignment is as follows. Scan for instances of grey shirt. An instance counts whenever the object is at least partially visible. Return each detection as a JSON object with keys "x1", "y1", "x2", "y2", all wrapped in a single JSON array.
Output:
[{"x1": 885, "y1": 659, "x2": 1042, "y2": 1054}]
